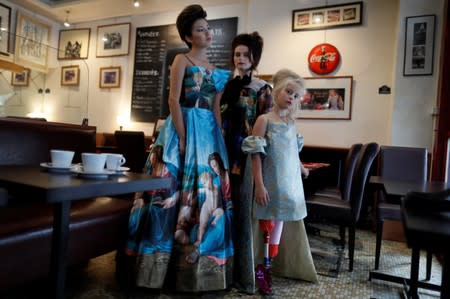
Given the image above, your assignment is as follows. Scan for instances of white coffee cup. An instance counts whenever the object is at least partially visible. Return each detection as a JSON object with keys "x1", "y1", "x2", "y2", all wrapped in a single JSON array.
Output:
[
  {"x1": 106, "y1": 154, "x2": 126, "y2": 171},
  {"x1": 81, "y1": 153, "x2": 107, "y2": 173},
  {"x1": 50, "y1": 149, "x2": 75, "y2": 168}
]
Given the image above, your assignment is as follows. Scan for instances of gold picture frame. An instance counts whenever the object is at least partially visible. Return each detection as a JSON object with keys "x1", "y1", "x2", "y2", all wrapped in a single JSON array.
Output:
[
  {"x1": 61, "y1": 65, "x2": 80, "y2": 86},
  {"x1": 57, "y1": 28, "x2": 91, "y2": 60},
  {"x1": 14, "y1": 11, "x2": 50, "y2": 72},
  {"x1": 11, "y1": 68, "x2": 30, "y2": 86},
  {"x1": 99, "y1": 66, "x2": 121, "y2": 88}
]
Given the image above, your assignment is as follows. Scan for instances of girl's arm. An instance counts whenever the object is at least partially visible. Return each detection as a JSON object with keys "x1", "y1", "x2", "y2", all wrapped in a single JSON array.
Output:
[
  {"x1": 213, "y1": 91, "x2": 223, "y2": 127},
  {"x1": 168, "y1": 54, "x2": 188, "y2": 155},
  {"x1": 251, "y1": 114, "x2": 270, "y2": 206}
]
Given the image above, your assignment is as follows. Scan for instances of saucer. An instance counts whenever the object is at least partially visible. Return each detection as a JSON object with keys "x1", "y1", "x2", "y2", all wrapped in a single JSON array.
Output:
[
  {"x1": 71, "y1": 168, "x2": 115, "y2": 179},
  {"x1": 40, "y1": 162, "x2": 76, "y2": 173},
  {"x1": 109, "y1": 166, "x2": 130, "y2": 175}
]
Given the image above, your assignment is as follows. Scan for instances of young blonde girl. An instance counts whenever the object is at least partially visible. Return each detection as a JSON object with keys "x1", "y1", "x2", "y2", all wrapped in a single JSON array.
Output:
[{"x1": 241, "y1": 69, "x2": 316, "y2": 294}]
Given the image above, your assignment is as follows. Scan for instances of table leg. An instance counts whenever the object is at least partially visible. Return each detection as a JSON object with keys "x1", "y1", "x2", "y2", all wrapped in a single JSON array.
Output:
[
  {"x1": 50, "y1": 201, "x2": 71, "y2": 299},
  {"x1": 442, "y1": 253, "x2": 450, "y2": 299},
  {"x1": 408, "y1": 247, "x2": 420, "y2": 299}
]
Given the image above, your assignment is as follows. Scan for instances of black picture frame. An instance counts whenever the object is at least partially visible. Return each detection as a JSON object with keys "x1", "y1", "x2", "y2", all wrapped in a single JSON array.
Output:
[
  {"x1": 292, "y1": 1, "x2": 363, "y2": 32},
  {"x1": 403, "y1": 14, "x2": 436, "y2": 76},
  {"x1": 0, "y1": 3, "x2": 11, "y2": 53}
]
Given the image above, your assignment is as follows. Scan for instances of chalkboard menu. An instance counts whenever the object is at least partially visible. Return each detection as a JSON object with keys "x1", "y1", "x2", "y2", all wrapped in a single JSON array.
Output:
[{"x1": 131, "y1": 17, "x2": 238, "y2": 123}]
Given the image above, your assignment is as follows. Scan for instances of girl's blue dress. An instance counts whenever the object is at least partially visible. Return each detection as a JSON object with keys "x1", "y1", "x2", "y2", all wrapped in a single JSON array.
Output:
[{"x1": 125, "y1": 65, "x2": 233, "y2": 291}]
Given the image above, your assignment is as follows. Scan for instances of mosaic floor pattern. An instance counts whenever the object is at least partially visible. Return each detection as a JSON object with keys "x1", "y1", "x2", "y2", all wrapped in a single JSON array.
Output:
[{"x1": 0, "y1": 227, "x2": 442, "y2": 299}]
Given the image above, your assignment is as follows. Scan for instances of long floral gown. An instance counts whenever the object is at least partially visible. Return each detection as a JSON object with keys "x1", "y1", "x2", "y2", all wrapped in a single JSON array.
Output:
[{"x1": 125, "y1": 65, "x2": 234, "y2": 292}]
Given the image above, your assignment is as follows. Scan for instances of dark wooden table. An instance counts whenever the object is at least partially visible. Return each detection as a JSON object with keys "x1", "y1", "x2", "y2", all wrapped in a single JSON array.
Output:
[
  {"x1": 0, "y1": 165, "x2": 172, "y2": 299},
  {"x1": 401, "y1": 195, "x2": 450, "y2": 299},
  {"x1": 368, "y1": 176, "x2": 450, "y2": 298},
  {"x1": 369, "y1": 176, "x2": 450, "y2": 198}
]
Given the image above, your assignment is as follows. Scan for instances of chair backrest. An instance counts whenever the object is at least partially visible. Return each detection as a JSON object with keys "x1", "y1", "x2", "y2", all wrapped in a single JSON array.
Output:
[
  {"x1": 350, "y1": 142, "x2": 380, "y2": 222},
  {"x1": 114, "y1": 130, "x2": 147, "y2": 173},
  {"x1": 379, "y1": 146, "x2": 428, "y2": 181},
  {"x1": 378, "y1": 146, "x2": 428, "y2": 204},
  {"x1": 340, "y1": 143, "x2": 363, "y2": 199}
]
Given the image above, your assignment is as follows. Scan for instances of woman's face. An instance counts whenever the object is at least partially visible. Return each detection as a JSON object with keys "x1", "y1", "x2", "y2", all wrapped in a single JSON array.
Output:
[
  {"x1": 233, "y1": 45, "x2": 252, "y2": 74},
  {"x1": 210, "y1": 159, "x2": 220, "y2": 175},
  {"x1": 187, "y1": 18, "x2": 212, "y2": 48}
]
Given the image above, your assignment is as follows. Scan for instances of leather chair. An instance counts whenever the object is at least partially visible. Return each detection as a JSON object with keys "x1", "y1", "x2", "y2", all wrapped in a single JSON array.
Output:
[
  {"x1": 314, "y1": 143, "x2": 363, "y2": 199},
  {"x1": 114, "y1": 130, "x2": 147, "y2": 173},
  {"x1": 374, "y1": 146, "x2": 431, "y2": 278},
  {"x1": 306, "y1": 142, "x2": 380, "y2": 271}
]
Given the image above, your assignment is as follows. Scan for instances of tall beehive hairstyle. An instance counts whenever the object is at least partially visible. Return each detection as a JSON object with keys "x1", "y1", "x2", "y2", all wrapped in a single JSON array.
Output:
[
  {"x1": 231, "y1": 31, "x2": 264, "y2": 70},
  {"x1": 176, "y1": 4, "x2": 207, "y2": 49}
]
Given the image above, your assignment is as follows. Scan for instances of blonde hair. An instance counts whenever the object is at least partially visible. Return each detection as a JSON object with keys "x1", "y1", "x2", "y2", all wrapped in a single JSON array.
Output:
[{"x1": 272, "y1": 69, "x2": 304, "y2": 119}]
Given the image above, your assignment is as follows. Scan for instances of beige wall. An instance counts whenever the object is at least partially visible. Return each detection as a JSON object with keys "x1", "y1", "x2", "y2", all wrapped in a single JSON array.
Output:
[{"x1": 1, "y1": 0, "x2": 443, "y2": 150}]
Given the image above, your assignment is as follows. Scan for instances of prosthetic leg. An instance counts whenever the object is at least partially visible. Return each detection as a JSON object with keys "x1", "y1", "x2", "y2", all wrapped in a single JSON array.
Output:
[{"x1": 255, "y1": 220, "x2": 275, "y2": 295}]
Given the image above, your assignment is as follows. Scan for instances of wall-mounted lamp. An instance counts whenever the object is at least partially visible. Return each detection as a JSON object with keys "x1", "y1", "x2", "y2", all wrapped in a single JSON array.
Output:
[
  {"x1": 133, "y1": 1, "x2": 140, "y2": 8},
  {"x1": 63, "y1": 10, "x2": 71, "y2": 27}
]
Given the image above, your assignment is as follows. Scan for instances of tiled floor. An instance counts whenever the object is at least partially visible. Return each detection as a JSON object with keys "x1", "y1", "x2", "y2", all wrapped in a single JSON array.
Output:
[{"x1": 0, "y1": 227, "x2": 442, "y2": 299}]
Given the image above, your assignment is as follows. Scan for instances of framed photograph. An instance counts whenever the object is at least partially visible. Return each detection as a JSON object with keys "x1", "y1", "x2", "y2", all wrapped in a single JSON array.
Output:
[
  {"x1": 58, "y1": 28, "x2": 91, "y2": 60},
  {"x1": 14, "y1": 11, "x2": 50, "y2": 72},
  {"x1": 61, "y1": 65, "x2": 80, "y2": 86},
  {"x1": 11, "y1": 68, "x2": 30, "y2": 86},
  {"x1": 96, "y1": 23, "x2": 131, "y2": 57},
  {"x1": 292, "y1": 2, "x2": 363, "y2": 31},
  {"x1": 0, "y1": 3, "x2": 11, "y2": 53},
  {"x1": 403, "y1": 15, "x2": 436, "y2": 76},
  {"x1": 296, "y1": 76, "x2": 353, "y2": 120},
  {"x1": 99, "y1": 66, "x2": 121, "y2": 88}
]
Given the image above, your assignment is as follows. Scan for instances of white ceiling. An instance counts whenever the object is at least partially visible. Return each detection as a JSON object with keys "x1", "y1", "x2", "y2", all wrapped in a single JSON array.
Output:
[{"x1": 14, "y1": 0, "x2": 241, "y2": 25}]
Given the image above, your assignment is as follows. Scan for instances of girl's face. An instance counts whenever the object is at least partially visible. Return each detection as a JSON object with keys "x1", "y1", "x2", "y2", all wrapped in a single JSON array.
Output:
[
  {"x1": 187, "y1": 19, "x2": 212, "y2": 48},
  {"x1": 233, "y1": 45, "x2": 252, "y2": 73},
  {"x1": 275, "y1": 83, "x2": 301, "y2": 110}
]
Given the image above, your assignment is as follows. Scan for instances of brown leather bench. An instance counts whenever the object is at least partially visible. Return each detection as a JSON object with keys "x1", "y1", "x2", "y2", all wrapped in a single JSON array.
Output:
[{"x1": 0, "y1": 117, "x2": 133, "y2": 291}]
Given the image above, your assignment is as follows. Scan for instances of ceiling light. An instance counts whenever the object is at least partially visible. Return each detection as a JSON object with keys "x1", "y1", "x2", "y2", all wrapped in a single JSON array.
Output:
[
  {"x1": 64, "y1": 10, "x2": 71, "y2": 27},
  {"x1": 134, "y1": 1, "x2": 140, "y2": 8}
]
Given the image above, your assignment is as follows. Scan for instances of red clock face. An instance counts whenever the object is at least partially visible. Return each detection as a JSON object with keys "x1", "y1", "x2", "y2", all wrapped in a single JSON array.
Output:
[{"x1": 308, "y1": 43, "x2": 340, "y2": 75}]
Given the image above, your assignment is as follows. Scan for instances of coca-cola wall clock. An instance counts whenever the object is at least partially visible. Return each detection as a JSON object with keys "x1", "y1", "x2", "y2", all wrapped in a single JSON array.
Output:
[{"x1": 308, "y1": 43, "x2": 340, "y2": 75}]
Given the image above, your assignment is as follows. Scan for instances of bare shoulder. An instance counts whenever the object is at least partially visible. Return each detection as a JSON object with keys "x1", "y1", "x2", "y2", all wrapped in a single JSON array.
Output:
[
  {"x1": 171, "y1": 54, "x2": 189, "y2": 77},
  {"x1": 252, "y1": 114, "x2": 269, "y2": 137}
]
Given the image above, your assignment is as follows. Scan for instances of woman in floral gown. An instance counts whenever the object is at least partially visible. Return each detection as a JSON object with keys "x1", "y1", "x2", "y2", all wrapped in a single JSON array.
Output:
[{"x1": 125, "y1": 4, "x2": 233, "y2": 292}]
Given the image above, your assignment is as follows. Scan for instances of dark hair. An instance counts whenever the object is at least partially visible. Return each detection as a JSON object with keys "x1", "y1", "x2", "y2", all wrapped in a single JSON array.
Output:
[
  {"x1": 151, "y1": 145, "x2": 163, "y2": 163},
  {"x1": 208, "y1": 152, "x2": 225, "y2": 171},
  {"x1": 176, "y1": 4, "x2": 207, "y2": 49},
  {"x1": 231, "y1": 31, "x2": 264, "y2": 70}
]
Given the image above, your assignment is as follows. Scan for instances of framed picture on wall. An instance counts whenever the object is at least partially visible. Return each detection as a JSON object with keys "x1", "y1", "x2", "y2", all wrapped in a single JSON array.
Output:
[
  {"x1": 61, "y1": 65, "x2": 80, "y2": 86},
  {"x1": 296, "y1": 76, "x2": 353, "y2": 120},
  {"x1": 96, "y1": 23, "x2": 131, "y2": 57},
  {"x1": 99, "y1": 66, "x2": 121, "y2": 88},
  {"x1": 292, "y1": 1, "x2": 363, "y2": 31},
  {"x1": 58, "y1": 28, "x2": 91, "y2": 60},
  {"x1": 11, "y1": 68, "x2": 30, "y2": 86},
  {"x1": 403, "y1": 14, "x2": 436, "y2": 76},
  {"x1": 14, "y1": 11, "x2": 50, "y2": 72},
  {"x1": 0, "y1": 3, "x2": 11, "y2": 53}
]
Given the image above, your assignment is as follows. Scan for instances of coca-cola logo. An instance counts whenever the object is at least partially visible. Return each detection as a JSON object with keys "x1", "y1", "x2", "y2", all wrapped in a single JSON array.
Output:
[{"x1": 308, "y1": 43, "x2": 340, "y2": 75}]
